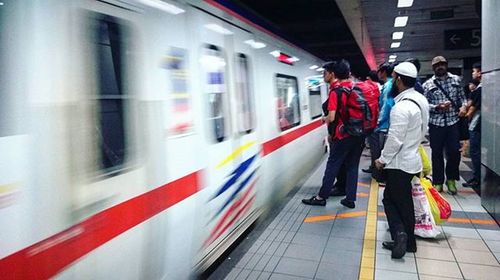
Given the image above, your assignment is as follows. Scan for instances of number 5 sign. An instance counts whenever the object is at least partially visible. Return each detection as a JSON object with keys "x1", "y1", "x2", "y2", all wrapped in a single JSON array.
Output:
[{"x1": 444, "y1": 28, "x2": 481, "y2": 50}]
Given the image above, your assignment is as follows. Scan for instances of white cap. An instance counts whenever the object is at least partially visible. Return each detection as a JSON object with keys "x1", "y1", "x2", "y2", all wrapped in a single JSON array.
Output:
[{"x1": 394, "y1": 62, "x2": 418, "y2": 78}]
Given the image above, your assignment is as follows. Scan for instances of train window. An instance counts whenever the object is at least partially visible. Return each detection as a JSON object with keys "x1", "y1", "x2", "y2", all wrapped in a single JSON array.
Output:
[
  {"x1": 308, "y1": 90, "x2": 322, "y2": 119},
  {"x1": 164, "y1": 47, "x2": 193, "y2": 136},
  {"x1": 275, "y1": 74, "x2": 300, "y2": 131},
  {"x1": 235, "y1": 53, "x2": 255, "y2": 133},
  {"x1": 94, "y1": 15, "x2": 129, "y2": 172},
  {"x1": 201, "y1": 44, "x2": 228, "y2": 142}
]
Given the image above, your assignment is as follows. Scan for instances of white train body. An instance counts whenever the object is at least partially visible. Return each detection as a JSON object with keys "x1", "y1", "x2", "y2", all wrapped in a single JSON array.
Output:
[{"x1": 0, "y1": 0, "x2": 327, "y2": 279}]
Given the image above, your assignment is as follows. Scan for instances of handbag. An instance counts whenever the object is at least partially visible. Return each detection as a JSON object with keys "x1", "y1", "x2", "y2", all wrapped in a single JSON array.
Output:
[{"x1": 433, "y1": 80, "x2": 469, "y2": 140}]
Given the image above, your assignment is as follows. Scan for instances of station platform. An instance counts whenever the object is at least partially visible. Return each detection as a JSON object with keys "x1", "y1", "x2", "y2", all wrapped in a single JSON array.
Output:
[{"x1": 208, "y1": 145, "x2": 500, "y2": 280}]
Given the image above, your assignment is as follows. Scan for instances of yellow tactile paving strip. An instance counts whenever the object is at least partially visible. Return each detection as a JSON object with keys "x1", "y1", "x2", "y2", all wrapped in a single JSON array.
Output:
[{"x1": 358, "y1": 179, "x2": 378, "y2": 280}]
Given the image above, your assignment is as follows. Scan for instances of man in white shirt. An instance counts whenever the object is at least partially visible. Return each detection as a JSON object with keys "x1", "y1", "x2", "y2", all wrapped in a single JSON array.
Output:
[{"x1": 375, "y1": 62, "x2": 430, "y2": 259}]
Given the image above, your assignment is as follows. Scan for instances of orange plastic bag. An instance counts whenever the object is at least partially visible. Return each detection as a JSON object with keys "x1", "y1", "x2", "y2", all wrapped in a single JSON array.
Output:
[{"x1": 421, "y1": 177, "x2": 452, "y2": 224}]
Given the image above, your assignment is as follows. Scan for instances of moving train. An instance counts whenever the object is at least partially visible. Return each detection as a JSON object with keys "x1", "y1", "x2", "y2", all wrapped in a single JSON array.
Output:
[{"x1": 0, "y1": 0, "x2": 328, "y2": 278}]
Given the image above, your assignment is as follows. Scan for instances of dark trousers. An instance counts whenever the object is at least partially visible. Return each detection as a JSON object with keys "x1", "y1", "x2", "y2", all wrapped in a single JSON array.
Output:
[
  {"x1": 469, "y1": 129, "x2": 481, "y2": 181},
  {"x1": 383, "y1": 169, "x2": 417, "y2": 250},
  {"x1": 429, "y1": 123, "x2": 461, "y2": 185},
  {"x1": 333, "y1": 164, "x2": 347, "y2": 192},
  {"x1": 367, "y1": 131, "x2": 380, "y2": 169},
  {"x1": 318, "y1": 136, "x2": 365, "y2": 201},
  {"x1": 369, "y1": 132, "x2": 387, "y2": 182}
]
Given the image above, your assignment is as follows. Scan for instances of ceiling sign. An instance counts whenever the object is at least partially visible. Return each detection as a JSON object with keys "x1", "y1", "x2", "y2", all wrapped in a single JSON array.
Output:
[{"x1": 444, "y1": 28, "x2": 481, "y2": 50}]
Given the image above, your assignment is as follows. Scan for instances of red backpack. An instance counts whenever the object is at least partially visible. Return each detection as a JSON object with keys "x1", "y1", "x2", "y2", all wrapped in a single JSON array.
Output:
[{"x1": 340, "y1": 81, "x2": 380, "y2": 136}]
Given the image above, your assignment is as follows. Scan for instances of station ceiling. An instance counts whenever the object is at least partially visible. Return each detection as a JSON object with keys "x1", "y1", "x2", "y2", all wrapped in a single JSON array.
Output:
[{"x1": 233, "y1": 0, "x2": 481, "y2": 77}]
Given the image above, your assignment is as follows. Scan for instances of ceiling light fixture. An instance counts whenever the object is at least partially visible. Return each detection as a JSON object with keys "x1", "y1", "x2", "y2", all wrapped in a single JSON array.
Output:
[
  {"x1": 309, "y1": 65, "x2": 319, "y2": 70},
  {"x1": 397, "y1": 0, "x2": 414, "y2": 8},
  {"x1": 270, "y1": 50, "x2": 281, "y2": 57},
  {"x1": 204, "y1": 23, "x2": 233, "y2": 35},
  {"x1": 391, "y1": 42, "x2": 401, "y2": 48},
  {"x1": 392, "y1": 31, "x2": 404, "y2": 40},
  {"x1": 389, "y1": 55, "x2": 397, "y2": 59},
  {"x1": 136, "y1": 0, "x2": 185, "y2": 14},
  {"x1": 394, "y1": 16, "x2": 408, "y2": 27},
  {"x1": 316, "y1": 67, "x2": 324, "y2": 72},
  {"x1": 244, "y1": 39, "x2": 266, "y2": 49}
]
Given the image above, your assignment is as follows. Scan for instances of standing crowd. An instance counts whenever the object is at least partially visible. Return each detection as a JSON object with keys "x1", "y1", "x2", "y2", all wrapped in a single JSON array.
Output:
[{"x1": 302, "y1": 56, "x2": 482, "y2": 259}]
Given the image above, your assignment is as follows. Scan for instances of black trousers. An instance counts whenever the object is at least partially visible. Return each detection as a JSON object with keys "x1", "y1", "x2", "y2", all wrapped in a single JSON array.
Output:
[
  {"x1": 383, "y1": 169, "x2": 417, "y2": 250},
  {"x1": 333, "y1": 164, "x2": 347, "y2": 192},
  {"x1": 318, "y1": 136, "x2": 365, "y2": 201},
  {"x1": 429, "y1": 123, "x2": 461, "y2": 184}
]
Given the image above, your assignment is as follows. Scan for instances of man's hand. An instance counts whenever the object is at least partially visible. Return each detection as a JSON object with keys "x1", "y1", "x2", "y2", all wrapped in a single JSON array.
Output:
[
  {"x1": 374, "y1": 159, "x2": 385, "y2": 170},
  {"x1": 321, "y1": 116, "x2": 328, "y2": 124},
  {"x1": 458, "y1": 106, "x2": 467, "y2": 117},
  {"x1": 437, "y1": 101, "x2": 451, "y2": 111}
]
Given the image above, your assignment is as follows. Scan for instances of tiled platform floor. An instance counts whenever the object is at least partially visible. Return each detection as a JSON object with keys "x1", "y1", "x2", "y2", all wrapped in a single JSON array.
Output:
[{"x1": 208, "y1": 146, "x2": 500, "y2": 280}]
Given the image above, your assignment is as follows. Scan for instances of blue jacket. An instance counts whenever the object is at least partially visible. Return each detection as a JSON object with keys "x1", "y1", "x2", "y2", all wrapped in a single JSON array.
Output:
[{"x1": 375, "y1": 78, "x2": 395, "y2": 132}]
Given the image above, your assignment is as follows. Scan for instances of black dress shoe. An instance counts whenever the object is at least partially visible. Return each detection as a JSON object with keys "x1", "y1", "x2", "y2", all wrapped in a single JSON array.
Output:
[
  {"x1": 330, "y1": 188, "x2": 346, "y2": 197},
  {"x1": 362, "y1": 168, "x2": 373, "y2": 173},
  {"x1": 391, "y1": 232, "x2": 408, "y2": 259},
  {"x1": 382, "y1": 241, "x2": 395, "y2": 251},
  {"x1": 382, "y1": 241, "x2": 416, "y2": 253},
  {"x1": 462, "y1": 179, "x2": 479, "y2": 188},
  {"x1": 302, "y1": 196, "x2": 326, "y2": 206},
  {"x1": 340, "y1": 198, "x2": 355, "y2": 209}
]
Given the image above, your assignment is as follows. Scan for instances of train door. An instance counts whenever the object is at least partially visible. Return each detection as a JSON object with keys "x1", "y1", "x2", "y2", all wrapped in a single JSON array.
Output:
[
  {"x1": 66, "y1": 1, "x2": 147, "y2": 279},
  {"x1": 193, "y1": 11, "x2": 260, "y2": 267},
  {"x1": 225, "y1": 29, "x2": 262, "y2": 233}
]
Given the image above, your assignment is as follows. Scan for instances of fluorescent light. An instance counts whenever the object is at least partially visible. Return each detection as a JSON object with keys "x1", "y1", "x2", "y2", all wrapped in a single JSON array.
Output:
[
  {"x1": 391, "y1": 42, "x2": 401, "y2": 48},
  {"x1": 136, "y1": 0, "x2": 185, "y2": 14},
  {"x1": 244, "y1": 39, "x2": 266, "y2": 49},
  {"x1": 309, "y1": 65, "x2": 319, "y2": 70},
  {"x1": 200, "y1": 55, "x2": 226, "y2": 68},
  {"x1": 392, "y1": 31, "x2": 404, "y2": 40},
  {"x1": 289, "y1": 57, "x2": 300, "y2": 62},
  {"x1": 316, "y1": 67, "x2": 324, "y2": 72},
  {"x1": 270, "y1": 50, "x2": 280, "y2": 57},
  {"x1": 389, "y1": 55, "x2": 397, "y2": 59},
  {"x1": 397, "y1": 0, "x2": 414, "y2": 8},
  {"x1": 204, "y1": 23, "x2": 233, "y2": 35},
  {"x1": 394, "y1": 16, "x2": 408, "y2": 27},
  {"x1": 252, "y1": 42, "x2": 266, "y2": 49}
]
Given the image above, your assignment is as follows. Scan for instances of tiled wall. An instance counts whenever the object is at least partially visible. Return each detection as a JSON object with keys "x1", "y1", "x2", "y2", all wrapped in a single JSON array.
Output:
[
  {"x1": 482, "y1": 0, "x2": 500, "y2": 174},
  {"x1": 481, "y1": 0, "x2": 500, "y2": 223}
]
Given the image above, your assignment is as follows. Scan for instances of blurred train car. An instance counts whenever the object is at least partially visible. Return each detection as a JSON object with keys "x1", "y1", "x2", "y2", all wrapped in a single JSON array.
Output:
[{"x1": 0, "y1": 0, "x2": 327, "y2": 279}]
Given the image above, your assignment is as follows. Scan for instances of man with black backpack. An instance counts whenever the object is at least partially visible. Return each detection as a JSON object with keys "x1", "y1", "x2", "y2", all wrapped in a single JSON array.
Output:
[{"x1": 302, "y1": 60, "x2": 367, "y2": 208}]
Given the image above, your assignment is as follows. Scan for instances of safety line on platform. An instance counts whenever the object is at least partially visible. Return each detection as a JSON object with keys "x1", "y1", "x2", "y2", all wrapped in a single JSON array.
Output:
[{"x1": 359, "y1": 179, "x2": 378, "y2": 280}]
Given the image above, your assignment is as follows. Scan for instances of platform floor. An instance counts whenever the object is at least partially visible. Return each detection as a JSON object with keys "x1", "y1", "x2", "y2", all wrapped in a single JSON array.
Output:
[{"x1": 208, "y1": 145, "x2": 500, "y2": 280}]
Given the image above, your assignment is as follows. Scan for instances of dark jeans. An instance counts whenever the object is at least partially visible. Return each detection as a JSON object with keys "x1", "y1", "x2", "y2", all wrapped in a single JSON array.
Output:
[
  {"x1": 332, "y1": 164, "x2": 347, "y2": 193},
  {"x1": 368, "y1": 131, "x2": 387, "y2": 182},
  {"x1": 383, "y1": 169, "x2": 417, "y2": 250},
  {"x1": 318, "y1": 136, "x2": 365, "y2": 201},
  {"x1": 469, "y1": 129, "x2": 481, "y2": 181},
  {"x1": 429, "y1": 123, "x2": 461, "y2": 185}
]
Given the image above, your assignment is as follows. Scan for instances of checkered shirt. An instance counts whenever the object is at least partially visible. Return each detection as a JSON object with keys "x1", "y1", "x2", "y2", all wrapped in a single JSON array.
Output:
[{"x1": 422, "y1": 73, "x2": 467, "y2": 127}]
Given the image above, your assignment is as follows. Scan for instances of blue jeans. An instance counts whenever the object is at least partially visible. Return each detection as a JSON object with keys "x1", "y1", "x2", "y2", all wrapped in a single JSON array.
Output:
[
  {"x1": 469, "y1": 129, "x2": 481, "y2": 181},
  {"x1": 318, "y1": 136, "x2": 365, "y2": 201},
  {"x1": 429, "y1": 123, "x2": 461, "y2": 185}
]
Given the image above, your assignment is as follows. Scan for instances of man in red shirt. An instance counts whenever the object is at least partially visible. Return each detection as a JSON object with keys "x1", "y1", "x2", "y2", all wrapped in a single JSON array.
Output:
[{"x1": 302, "y1": 60, "x2": 365, "y2": 208}]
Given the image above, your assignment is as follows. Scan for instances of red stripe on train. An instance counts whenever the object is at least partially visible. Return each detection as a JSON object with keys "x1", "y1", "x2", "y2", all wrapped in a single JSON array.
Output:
[
  {"x1": 0, "y1": 171, "x2": 201, "y2": 280},
  {"x1": 262, "y1": 119, "x2": 323, "y2": 156},
  {"x1": 0, "y1": 118, "x2": 323, "y2": 279}
]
